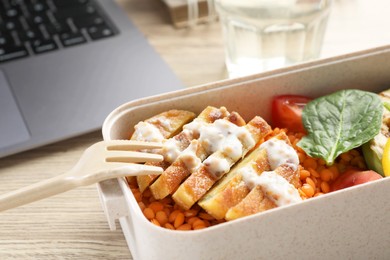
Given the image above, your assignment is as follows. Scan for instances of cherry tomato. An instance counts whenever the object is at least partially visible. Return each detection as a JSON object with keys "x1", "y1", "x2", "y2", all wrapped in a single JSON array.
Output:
[
  {"x1": 271, "y1": 95, "x2": 312, "y2": 133},
  {"x1": 330, "y1": 168, "x2": 383, "y2": 191}
]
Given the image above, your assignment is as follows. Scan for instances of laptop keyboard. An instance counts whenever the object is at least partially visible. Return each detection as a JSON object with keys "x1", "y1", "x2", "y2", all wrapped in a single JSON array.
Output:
[{"x1": 0, "y1": 0, "x2": 118, "y2": 63}]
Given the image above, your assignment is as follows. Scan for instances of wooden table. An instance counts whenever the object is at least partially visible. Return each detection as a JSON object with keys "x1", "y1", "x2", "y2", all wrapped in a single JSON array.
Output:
[{"x1": 1, "y1": 0, "x2": 390, "y2": 259}]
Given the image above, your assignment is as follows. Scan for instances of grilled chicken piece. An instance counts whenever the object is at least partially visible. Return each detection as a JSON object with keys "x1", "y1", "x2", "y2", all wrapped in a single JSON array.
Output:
[
  {"x1": 125, "y1": 109, "x2": 195, "y2": 183},
  {"x1": 136, "y1": 106, "x2": 230, "y2": 192},
  {"x1": 149, "y1": 112, "x2": 246, "y2": 200},
  {"x1": 172, "y1": 116, "x2": 272, "y2": 210},
  {"x1": 130, "y1": 109, "x2": 196, "y2": 141},
  {"x1": 198, "y1": 147, "x2": 270, "y2": 219},
  {"x1": 198, "y1": 132, "x2": 295, "y2": 220},
  {"x1": 225, "y1": 164, "x2": 299, "y2": 221}
]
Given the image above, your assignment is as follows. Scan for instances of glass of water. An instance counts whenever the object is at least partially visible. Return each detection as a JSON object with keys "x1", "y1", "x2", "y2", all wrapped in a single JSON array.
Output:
[{"x1": 215, "y1": 0, "x2": 332, "y2": 78}]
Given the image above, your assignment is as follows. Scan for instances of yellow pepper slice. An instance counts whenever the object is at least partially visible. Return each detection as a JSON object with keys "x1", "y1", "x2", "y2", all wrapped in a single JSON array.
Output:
[{"x1": 382, "y1": 138, "x2": 390, "y2": 177}]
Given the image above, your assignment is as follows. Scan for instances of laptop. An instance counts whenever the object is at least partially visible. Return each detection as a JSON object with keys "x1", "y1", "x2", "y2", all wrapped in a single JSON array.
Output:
[{"x1": 0, "y1": 0, "x2": 183, "y2": 158}]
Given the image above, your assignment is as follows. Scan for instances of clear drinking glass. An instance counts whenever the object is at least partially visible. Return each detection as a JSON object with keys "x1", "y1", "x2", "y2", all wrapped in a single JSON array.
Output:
[{"x1": 215, "y1": 0, "x2": 332, "y2": 78}]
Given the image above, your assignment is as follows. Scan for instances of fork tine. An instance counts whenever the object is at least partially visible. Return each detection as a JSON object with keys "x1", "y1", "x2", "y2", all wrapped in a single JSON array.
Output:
[
  {"x1": 105, "y1": 140, "x2": 162, "y2": 151},
  {"x1": 105, "y1": 150, "x2": 163, "y2": 163},
  {"x1": 106, "y1": 163, "x2": 163, "y2": 177}
]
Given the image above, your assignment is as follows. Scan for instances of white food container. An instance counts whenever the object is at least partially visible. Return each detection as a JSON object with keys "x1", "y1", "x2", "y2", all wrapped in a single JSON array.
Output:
[{"x1": 98, "y1": 46, "x2": 390, "y2": 260}]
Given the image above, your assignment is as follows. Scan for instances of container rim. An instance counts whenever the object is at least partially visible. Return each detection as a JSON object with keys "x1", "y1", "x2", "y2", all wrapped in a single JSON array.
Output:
[{"x1": 102, "y1": 44, "x2": 390, "y2": 140}]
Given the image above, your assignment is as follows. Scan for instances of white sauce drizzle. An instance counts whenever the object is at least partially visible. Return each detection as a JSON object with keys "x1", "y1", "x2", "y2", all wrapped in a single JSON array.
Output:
[
  {"x1": 242, "y1": 169, "x2": 302, "y2": 206},
  {"x1": 259, "y1": 139, "x2": 299, "y2": 170},
  {"x1": 161, "y1": 138, "x2": 183, "y2": 163},
  {"x1": 241, "y1": 139, "x2": 301, "y2": 207},
  {"x1": 178, "y1": 140, "x2": 202, "y2": 172},
  {"x1": 183, "y1": 119, "x2": 207, "y2": 138},
  {"x1": 199, "y1": 119, "x2": 253, "y2": 157},
  {"x1": 132, "y1": 122, "x2": 165, "y2": 142},
  {"x1": 159, "y1": 119, "x2": 208, "y2": 163},
  {"x1": 203, "y1": 155, "x2": 230, "y2": 178},
  {"x1": 198, "y1": 119, "x2": 255, "y2": 177},
  {"x1": 149, "y1": 116, "x2": 171, "y2": 131}
]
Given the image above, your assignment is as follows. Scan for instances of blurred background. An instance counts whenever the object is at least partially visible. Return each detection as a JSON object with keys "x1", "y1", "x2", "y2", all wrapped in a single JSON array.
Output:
[{"x1": 118, "y1": 0, "x2": 390, "y2": 86}]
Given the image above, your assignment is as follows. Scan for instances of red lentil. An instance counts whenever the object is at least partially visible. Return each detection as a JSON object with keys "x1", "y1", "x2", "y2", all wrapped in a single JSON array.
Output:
[
  {"x1": 174, "y1": 212, "x2": 185, "y2": 228},
  {"x1": 177, "y1": 224, "x2": 192, "y2": 231},
  {"x1": 156, "y1": 211, "x2": 168, "y2": 226},
  {"x1": 143, "y1": 207, "x2": 155, "y2": 220}
]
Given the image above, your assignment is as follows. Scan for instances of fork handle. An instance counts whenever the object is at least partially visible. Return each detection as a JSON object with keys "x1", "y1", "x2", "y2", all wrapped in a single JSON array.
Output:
[{"x1": 0, "y1": 172, "x2": 76, "y2": 212}]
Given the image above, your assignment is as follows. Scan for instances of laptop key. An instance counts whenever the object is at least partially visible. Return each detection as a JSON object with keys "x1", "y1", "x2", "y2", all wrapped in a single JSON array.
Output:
[
  {"x1": 54, "y1": 4, "x2": 96, "y2": 21},
  {"x1": 4, "y1": 7, "x2": 19, "y2": 18},
  {"x1": 73, "y1": 15, "x2": 104, "y2": 29},
  {"x1": 0, "y1": 45, "x2": 29, "y2": 62},
  {"x1": 87, "y1": 24, "x2": 114, "y2": 40},
  {"x1": 60, "y1": 31, "x2": 86, "y2": 47},
  {"x1": 0, "y1": 32, "x2": 12, "y2": 46},
  {"x1": 31, "y1": 13, "x2": 51, "y2": 25},
  {"x1": 31, "y1": 38, "x2": 58, "y2": 54},
  {"x1": 27, "y1": 2, "x2": 49, "y2": 14},
  {"x1": 45, "y1": 11, "x2": 71, "y2": 34},
  {"x1": 9, "y1": 30, "x2": 22, "y2": 46},
  {"x1": 0, "y1": 31, "x2": 22, "y2": 48},
  {"x1": 21, "y1": 29, "x2": 38, "y2": 41},
  {"x1": 3, "y1": 18, "x2": 23, "y2": 31}
]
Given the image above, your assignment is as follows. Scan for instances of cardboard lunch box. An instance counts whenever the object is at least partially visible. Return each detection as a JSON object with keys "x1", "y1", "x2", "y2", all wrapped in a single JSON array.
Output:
[{"x1": 98, "y1": 46, "x2": 390, "y2": 260}]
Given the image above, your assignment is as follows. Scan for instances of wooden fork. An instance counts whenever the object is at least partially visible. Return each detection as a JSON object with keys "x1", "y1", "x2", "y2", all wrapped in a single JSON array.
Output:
[{"x1": 0, "y1": 140, "x2": 163, "y2": 212}]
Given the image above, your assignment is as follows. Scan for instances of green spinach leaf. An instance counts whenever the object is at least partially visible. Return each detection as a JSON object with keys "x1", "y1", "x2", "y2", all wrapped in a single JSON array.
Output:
[{"x1": 297, "y1": 89, "x2": 383, "y2": 165}]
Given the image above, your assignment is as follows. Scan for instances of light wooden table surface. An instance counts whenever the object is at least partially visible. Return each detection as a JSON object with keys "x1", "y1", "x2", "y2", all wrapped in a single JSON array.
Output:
[{"x1": 1, "y1": 0, "x2": 389, "y2": 259}]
